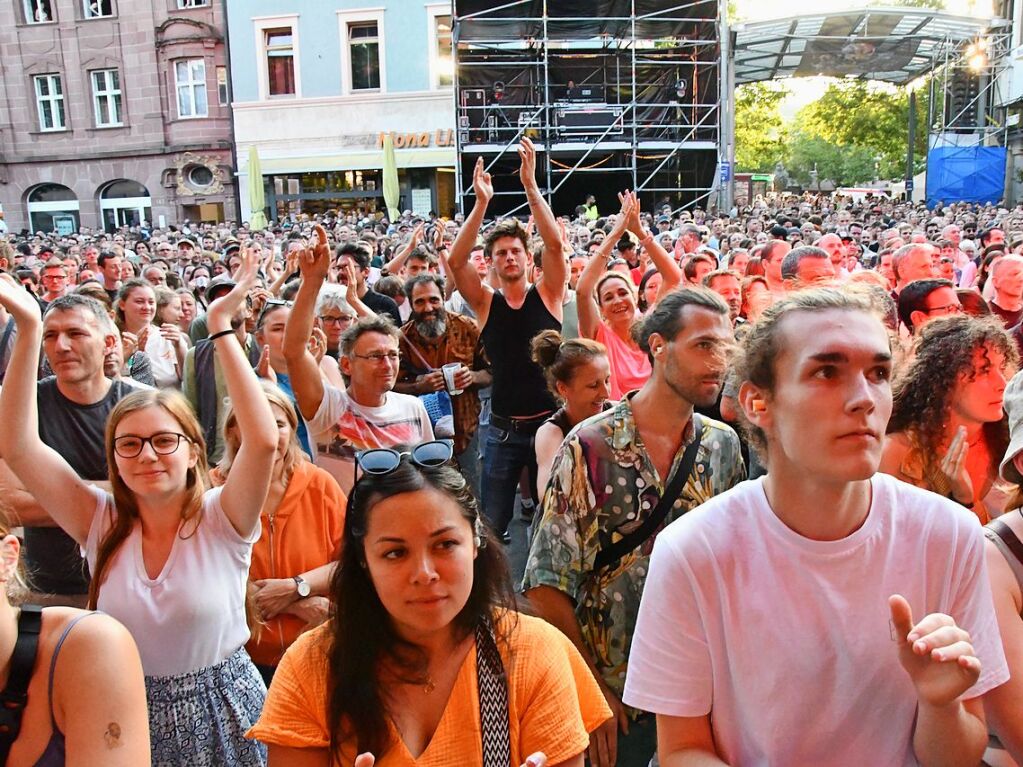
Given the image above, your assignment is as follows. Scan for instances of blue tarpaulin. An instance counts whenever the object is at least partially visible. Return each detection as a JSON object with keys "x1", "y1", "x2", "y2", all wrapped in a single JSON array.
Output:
[{"x1": 926, "y1": 145, "x2": 1005, "y2": 207}]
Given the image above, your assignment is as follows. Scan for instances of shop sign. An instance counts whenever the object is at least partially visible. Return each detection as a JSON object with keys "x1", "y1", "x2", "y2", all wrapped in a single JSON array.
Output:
[{"x1": 377, "y1": 130, "x2": 455, "y2": 149}]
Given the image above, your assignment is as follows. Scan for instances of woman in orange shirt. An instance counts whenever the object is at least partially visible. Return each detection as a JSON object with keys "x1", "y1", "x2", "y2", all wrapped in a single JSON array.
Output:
[
  {"x1": 248, "y1": 441, "x2": 610, "y2": 766},
  {"x1": 214, "y1": 381, "x2": 346, "y2": 684}
]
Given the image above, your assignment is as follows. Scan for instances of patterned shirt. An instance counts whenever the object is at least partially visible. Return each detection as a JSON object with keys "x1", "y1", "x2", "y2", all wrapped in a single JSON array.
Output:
[
  {"x1": 398, "y1": 312, "x2": 489, "y2": 454},
  {"x1": 523, "y1": 393, "x2": 746, "y2": 707}
]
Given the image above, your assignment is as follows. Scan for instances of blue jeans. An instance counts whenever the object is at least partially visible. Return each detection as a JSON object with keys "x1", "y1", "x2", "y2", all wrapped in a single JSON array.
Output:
[{"x1": 481, "y1": 424, "x2": 538, "y2": 537}]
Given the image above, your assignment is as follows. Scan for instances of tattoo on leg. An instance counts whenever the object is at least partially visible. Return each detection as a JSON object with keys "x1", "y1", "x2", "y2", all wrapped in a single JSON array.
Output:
[{"x1": 104, "y1": 722, "x2": 122, "y2": 749}]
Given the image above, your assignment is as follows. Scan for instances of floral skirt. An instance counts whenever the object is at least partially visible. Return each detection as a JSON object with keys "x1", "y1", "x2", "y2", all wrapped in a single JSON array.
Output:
[{"x1": 145, "y1": 646, "x2": 267, "y2": 767}]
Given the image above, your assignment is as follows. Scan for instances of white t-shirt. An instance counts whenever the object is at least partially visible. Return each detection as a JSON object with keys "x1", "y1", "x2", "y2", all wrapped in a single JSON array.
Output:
[
  {"x1": 85, "y1": 485, "x2": 258, "y2": 677},
  {"x1": 623, "y1": 473, "x2": 1008, "y2": 766},
  {"x1": 308, "y1": 384, "x2": 434, "y2": 458}
]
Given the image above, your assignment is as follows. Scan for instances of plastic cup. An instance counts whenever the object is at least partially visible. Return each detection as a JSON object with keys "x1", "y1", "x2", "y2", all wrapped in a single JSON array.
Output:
[{"x1": 442, "y1": 363, "x2": 464, "y2": 395}]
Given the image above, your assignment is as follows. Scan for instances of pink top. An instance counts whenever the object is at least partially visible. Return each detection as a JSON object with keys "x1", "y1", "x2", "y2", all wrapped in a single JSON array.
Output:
[{"x1": 595, "y1": 321, "x2": 651, "y2": 400}]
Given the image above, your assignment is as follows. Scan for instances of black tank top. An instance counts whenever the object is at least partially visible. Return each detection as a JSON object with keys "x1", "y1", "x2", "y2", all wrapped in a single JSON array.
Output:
[{"x1": 481, "y1": 286, "x2": 559, "y2": 418}]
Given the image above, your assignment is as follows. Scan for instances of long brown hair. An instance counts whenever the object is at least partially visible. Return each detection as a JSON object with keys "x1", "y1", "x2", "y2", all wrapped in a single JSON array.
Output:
[{"x1": 89, "y1": 390, "x2": 208, "y2": 609}]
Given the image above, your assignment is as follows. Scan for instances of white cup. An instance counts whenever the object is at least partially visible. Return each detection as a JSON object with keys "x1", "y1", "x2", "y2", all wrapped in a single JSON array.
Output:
[{"x1": 442, "y1": 362, "x2": 464, "y2": 395}]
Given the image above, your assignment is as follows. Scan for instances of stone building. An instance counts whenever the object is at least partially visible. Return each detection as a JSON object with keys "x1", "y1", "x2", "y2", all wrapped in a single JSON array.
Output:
[{"x1": 0, "y1": 0, "x2": 236, "y2": 235}]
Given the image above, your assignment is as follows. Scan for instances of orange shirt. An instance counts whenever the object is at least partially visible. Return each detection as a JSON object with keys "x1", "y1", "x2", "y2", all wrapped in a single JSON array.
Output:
[
  {"x1": 248, "y1": 612, "x2": 611, "y2": 765},
  {"x1": 246, "y1": 460, "x2": 346, "y2": 667}
]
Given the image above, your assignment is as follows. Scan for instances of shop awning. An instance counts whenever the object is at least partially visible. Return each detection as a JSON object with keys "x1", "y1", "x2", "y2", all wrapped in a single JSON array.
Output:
[{"x1": 238, "y1": 148, "x2": 457, "y2": 176}]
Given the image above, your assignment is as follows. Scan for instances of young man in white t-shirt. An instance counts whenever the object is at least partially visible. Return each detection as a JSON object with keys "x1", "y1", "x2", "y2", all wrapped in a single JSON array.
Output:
[
  {"x1": 284, "y1": 225, "x2": 433, "y2": 494},
  {"x1": 623, "y1": 288, "x2": 1008, "y2": 766}
]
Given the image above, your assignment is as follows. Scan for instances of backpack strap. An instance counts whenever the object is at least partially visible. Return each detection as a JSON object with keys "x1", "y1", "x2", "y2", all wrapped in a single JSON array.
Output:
[{"x1": 0, "y1": 605, "x2": 43, "y2": 763}]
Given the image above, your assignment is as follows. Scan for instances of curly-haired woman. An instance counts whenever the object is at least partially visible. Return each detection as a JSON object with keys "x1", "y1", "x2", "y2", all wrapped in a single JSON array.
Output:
[{"x1": 880, "y1": 314, "x2": 1019, "y2": 523}]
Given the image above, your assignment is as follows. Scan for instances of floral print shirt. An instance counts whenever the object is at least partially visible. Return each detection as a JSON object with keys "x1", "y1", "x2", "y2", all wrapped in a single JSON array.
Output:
[{"x1": 523, "y1": 393, "x2": 746, "y2": 708}]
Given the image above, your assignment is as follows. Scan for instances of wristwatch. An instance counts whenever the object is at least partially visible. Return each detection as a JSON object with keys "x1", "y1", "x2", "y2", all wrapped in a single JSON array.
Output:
[{"x1": 293, "y1": 575, "x2": 311, "y2": 598}]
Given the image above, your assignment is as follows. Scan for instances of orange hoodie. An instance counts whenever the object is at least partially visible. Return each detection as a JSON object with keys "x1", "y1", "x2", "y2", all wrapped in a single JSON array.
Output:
[{"x1": 246, "y1": 460, "x2": 346, "y2": 667}]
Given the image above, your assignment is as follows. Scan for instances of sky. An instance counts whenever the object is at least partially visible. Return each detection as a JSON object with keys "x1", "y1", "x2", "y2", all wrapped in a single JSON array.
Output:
[{"x1": 733, "y1": 0, "x2": 1000, "y2": 120}]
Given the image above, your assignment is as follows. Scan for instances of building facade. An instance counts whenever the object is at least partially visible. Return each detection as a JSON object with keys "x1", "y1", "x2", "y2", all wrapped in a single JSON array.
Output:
[
  {"x1": 227, "y1": 0, "x2": 456, "y2": 223},
  {"x1": 0, "y1": 0, "x2": 236, "y2": 235}
]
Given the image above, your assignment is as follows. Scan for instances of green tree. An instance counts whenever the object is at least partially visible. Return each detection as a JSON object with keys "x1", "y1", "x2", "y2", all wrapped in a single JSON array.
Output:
[
  {"x1": 734, "y1": 82, "x2": 789, "y2": 173},
  {"x1": 786, "y1": 131, "x2": 878, "y2": 186},
  {"x1": 793, "y1": 79, "x2": 931, "y2": 181}
]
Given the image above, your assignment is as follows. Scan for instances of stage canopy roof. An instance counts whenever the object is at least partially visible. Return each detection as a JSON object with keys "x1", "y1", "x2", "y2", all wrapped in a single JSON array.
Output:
[{"x1": 733, "y1": 7, "x2": 1008, "y2": 85}]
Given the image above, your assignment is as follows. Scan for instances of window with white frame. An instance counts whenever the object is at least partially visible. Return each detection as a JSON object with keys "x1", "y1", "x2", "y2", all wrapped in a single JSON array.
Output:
[
  {"x1": 175, "y1": 59, "x2": 208, "y2": 118},
  {"x1": 91, "y1": 69, "x2": 122, "y2": 126},
  {"x1": 33, "y1": 74, "x2": 66, "y2": 131},
  {"x1": 82, "y1": 0, "x2": 113, "y2": 19},
  {"x1": 264, "y1": 28, "x2": 296, "y2": 96},
  {"x1": 348, "y1": 21, "x2": 381, "y2": 91},
  {"x1": 23, "y1": 0, "x2": 54, "y2": 23},
  {"x1": 434, "y1": 14, "x2": 453, "y2": 88},
  {"x1": 216, "y1": 66, "x2": 229, "y2": 105},
  {"x1": 176, "y1": 0, "x2": 209, "y2": 8}
]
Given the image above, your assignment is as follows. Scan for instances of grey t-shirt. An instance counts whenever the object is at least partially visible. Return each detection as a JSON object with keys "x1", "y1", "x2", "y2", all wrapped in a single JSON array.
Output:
[{"x1": 27, "y1": 377, "x2": 137, "y2": 595}]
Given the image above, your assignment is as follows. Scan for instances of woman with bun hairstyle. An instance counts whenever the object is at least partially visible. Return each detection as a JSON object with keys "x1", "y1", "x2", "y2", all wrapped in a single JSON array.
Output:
[{"x1": 530, "y1": 329, "x2": 610, "y2": 501}]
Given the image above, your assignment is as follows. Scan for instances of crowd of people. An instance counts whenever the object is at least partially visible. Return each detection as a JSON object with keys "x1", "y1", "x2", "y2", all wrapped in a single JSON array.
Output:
[{"x1": 0, "y1": 137, "x2": 1021, "y2": 765}]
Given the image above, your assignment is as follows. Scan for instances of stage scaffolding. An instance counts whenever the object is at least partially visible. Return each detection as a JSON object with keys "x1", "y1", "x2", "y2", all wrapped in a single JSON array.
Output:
[{"x1": 452, "y1": 0, "x2": 722, "y2": 217}]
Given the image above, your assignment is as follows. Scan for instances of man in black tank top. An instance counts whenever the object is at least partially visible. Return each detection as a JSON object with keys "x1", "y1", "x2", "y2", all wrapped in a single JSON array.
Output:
[{"x1": 447, "y1": 139, "x2": 567, "y2": 538}]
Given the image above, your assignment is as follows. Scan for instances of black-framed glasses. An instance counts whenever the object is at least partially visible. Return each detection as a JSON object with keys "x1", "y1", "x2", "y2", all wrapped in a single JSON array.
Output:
[
  {"x1": 319, "y1": 314, "x2": 354, "y2": 325},
  {"x1": 113, "y1": 432, "x2": 191, "y2": 459},
  {"x1": 355, "y1": 440, "x2": 454, "y2": 475}
]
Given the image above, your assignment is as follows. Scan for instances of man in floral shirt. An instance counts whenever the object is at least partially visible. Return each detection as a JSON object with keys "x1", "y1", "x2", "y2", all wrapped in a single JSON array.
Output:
[{"x1": 524, "y1": 289, "x2": 745, "y2": 767}]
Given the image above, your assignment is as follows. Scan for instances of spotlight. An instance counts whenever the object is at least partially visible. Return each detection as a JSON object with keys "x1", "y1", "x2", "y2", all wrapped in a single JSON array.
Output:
[
  {"x1": 675, "y1": 79, "x2": 687, "y2": 99},
  {"x1": 493, "y1": 81, "x2": 505, "y2": 101}
]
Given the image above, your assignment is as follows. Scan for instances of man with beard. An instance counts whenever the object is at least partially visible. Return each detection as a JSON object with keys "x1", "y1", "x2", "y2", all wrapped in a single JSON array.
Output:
[
  {"x1": 524, "y1": 289, "x2": 746, "y2": 767},
  {"x1": 395, "y1": 273, "x2": 491, "y2": 496}
]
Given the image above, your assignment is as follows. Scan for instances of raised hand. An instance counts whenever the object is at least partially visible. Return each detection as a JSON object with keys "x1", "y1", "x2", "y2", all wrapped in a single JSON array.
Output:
[
  {"x1": 472, "y1": 157, "x2": 494, "y2": 205},
  {"x1": 518, "y1": 136, "x2": 538, "y2": 190},
  {"x1": 0, "y1": 273, "x2": 41, "y2": 324},
  {"x1": 617, "y1": 190, "x2": 645, "y2": 238},
  {"x1": 208, "y1": 247, "x2": 258, "y2": 333},
  {"x1": 611, "y1": 192, "x2": 635, "y2": 242},
  {"x1": 938, "y1": 426, "x2": 973, "y2": 505},
  {"x1": 307, "y1": 326, "x2": 327, "y2": 364},
  {"x1": 432, "y1": 223, "x2": 445, "y2": 251},
  {"x1": 889, "y1": 594, "x2": 981, "y2": 708},
  {"x1": 342, "y1": 261, "x2": 360, "y2": 304},
  {"x1": 256, "y1": 344, "x2": 277, "y2": 382},
  {"x1": 410, "y1": 223, "x2": 425, "y2": 249}
]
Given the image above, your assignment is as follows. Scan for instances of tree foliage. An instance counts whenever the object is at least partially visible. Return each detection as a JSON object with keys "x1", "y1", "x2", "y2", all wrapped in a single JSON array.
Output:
[{"x1": 734, "y1": 82, "x2": 789, "y2": 173}]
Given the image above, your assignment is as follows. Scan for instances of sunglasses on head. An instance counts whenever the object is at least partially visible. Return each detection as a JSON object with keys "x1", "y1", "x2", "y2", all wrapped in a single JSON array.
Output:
[{"x1": 355, "y1": 439, "x2": 454, "y2": 475}]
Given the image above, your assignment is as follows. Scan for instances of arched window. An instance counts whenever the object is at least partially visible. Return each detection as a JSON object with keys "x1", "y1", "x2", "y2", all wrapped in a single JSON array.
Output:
[
  {"x1": 99, "y1": 179, "x2": 152, "y2": 232},
  {"x1": 26, "y1": 183, "x2": 79, "y2": 234}
]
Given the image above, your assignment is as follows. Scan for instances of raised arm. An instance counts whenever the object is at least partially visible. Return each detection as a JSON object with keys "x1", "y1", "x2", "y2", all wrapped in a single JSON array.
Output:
[
  {"x1": 342, "y1": 262, "x2": 376, "y2": 319},
  {"x1": 208, "y1": 250, "x2": 279, "y2": 539},
  {"x1": 447, "y1": 158, "x2": 494, "y2": 317},
  {"x1": 623, "y1": 191, "x2": 682, "y2": 296},
  {"x1": 0, "y1": 276, "x2": 96, "y2": 545},
  {"x1": 578, "y1": 199, "x2": 632, "y2": 339},
  {"x1": 283, "y1": 226, "x2": 330, "y2": 421},
  {"x1": 520, "y1": 138, "x2": 566, "y2": 309},
  {"x1": 380, "y1": 223, "x2": 423, "y2": 276}
]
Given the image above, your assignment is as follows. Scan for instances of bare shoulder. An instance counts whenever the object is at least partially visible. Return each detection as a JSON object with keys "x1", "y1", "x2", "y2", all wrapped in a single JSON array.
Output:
[{"x1": 42, "y1": 609, "x2": 136, "y2": 668}]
